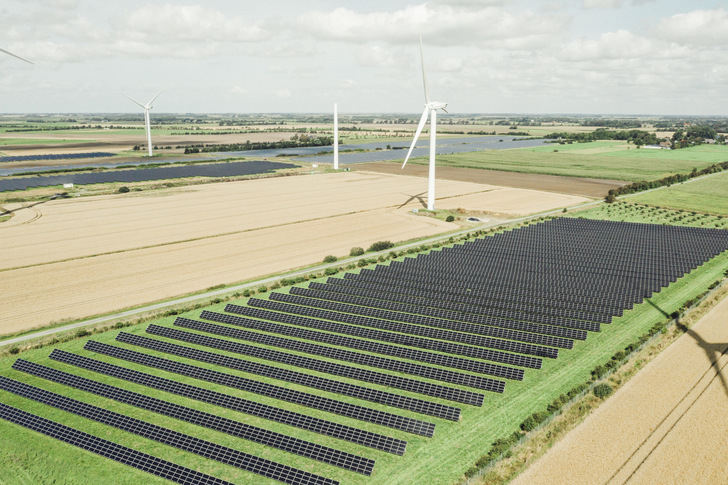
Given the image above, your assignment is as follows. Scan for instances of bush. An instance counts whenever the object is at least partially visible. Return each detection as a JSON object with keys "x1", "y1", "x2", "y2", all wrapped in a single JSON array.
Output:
[
  {"x1": 445, "y1": 215, "x2": 455, "y2": 222},
  {"x1": 76, "y1": 329, "x2": 91, "y2": 338},
  {"x1": 324, "y1": 267, "x2": 339, "y2": 275},
  {"x1": 605, "y1": 194, "x2": 616, "y2": 203},
  {"x1": 8, "y1": 347, "x2": 20, "y2": 355},
  {"x1": 367, "y1": 241, "x2": 394, "y2": 252},
  {"x1": 349, "y1": 247, "x2": 365, "y2": 257},
  {"x1": 591, "y1": 364, "x2": 607, "y2": 380},
  {"x1": 520, "y1": 416, "x2": 537, "y2": 432},
  {"x1": 593, "y1": 383, "x2": 613, "y2": 399},
  {"x1": 118, "y1": 186, "x2": 130, "y2": 193},
  {"x1": 323, "y1": 255, "x2": 338, "y2": 263},
  {"x1": 257, "y1": 286, "x2": 268, "y2": 293},
  {"x1": 531, "y1": 411, "x2": 549, "y2": 424}
]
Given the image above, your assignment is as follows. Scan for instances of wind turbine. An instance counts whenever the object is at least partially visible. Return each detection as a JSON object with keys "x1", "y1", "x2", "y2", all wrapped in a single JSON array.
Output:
[
  {"x1": 333, "y1": 102, "x2": 339, "y2": 169},
  {"x1": 0, "y1": 48, "x2": 33, "y2": 64},
  {"x1": 401, "y1": 35, "x2": 447, "y2": 211},
  {"x1": 125, "y1": 91, "x2": 162, "y2": 157}
]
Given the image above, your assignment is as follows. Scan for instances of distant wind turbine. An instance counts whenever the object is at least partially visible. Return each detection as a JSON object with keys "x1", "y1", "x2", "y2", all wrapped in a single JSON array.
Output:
[
  {"x1": 333, "y1": 102, "x2": 339, "y2": 170},
  {"x1": 0, "y1": 48, "x2": 33, "y2": 64},
  {"x1": 125, "y1": 91, "x2": 162, "y2": 157},
  {"x1": 401, "y1": 35, "x2": 447, "y2": 211}
]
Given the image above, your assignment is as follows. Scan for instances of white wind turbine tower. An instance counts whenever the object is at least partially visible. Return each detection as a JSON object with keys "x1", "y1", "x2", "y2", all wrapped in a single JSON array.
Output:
[
  {"x1": 333, "y1": 102, "x2": 339, "y2": 169},
  {"x1": 401, "y1": 35, "x2": 447, "y2": 211},
  {"x1": 0, "y1": 48, "x2": 33, "y2": 64},
  {"x1": 125, "y1": 91, "x2": 162, "y2": 157}
]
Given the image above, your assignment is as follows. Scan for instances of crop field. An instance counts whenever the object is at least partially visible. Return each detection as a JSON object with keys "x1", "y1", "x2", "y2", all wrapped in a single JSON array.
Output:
[
  {"x1": 1, "y1": 209, "x2": 727, "y2": 485},
  {"x1": 629, "y1": 170, "x2": 728, "y2": 215},
  {"x1": 402, "y1": 142, "x2": 728, "y2": 182},
  {"x1": 0, "y1": 171, "x2": 587, "y2": 336},
  {"x1": 512, "y1": 290, "x2": 728, "y2": 485}
]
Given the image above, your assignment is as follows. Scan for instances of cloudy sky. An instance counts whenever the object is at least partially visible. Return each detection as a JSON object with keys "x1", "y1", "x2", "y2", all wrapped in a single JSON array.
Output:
[{"x1": 1, "y1": 0, "x2": 726, "y2": 115}]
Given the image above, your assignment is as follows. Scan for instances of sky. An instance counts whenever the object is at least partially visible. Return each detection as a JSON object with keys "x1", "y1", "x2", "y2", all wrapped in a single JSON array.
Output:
[{"x1": 1, "y1": 0, "x2": 727, "y2": 115}]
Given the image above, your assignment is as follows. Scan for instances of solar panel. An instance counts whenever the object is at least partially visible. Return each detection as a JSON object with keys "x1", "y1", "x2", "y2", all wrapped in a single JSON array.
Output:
[
  {"x1": 49, "y1": 349, "x2": 407, "y2": 455},
  {"x1": 146, "y1": 324, "x2": 499, "y2": 400},
  {"x1": 114, "y1": 332, "x2": 462, "y2": 420},
  {"x1": 83, "y1": 340, "x2": 435, "y2": 438},
  {"x1": 12, "y1": 359, "x2": 375, "y2": 475},
  {"x1": 0, "y1": 401, "x2": 236, "y2": 485},
  {"x1": 0, "y1": 375, "x2": 339, "y2": 485}
]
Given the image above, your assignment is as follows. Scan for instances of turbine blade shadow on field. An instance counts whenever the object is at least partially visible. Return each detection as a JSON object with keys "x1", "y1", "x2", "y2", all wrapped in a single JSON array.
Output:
[
  {"x1": 675, "y1": 319, "x2": 728, "y2": 400},
  {"x1": 398, "y1": 192, "x2": 427, "y2": 209}
]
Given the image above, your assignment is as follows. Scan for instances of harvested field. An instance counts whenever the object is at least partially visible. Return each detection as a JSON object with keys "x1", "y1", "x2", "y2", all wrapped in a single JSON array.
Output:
[
  {"x1": 511, "y1": 293, "x2": 728, "y2": 485},
  {"x1": 0, "y1": 172, "x2": 588, "y2": 335},
  {"x1": 352, "y1": 162, "x2": 626, "y2": 198}
]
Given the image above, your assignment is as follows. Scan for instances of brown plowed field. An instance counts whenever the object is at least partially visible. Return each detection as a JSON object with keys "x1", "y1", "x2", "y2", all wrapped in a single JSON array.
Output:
[
  {"x1": 353, "y1": 162, "x2": 628, "y2": 198},
  {"x1": 0, "y1": 172, "x2": 588, "y2": 335},
  {"x1": 511, "y1": 294, "x2": 728, "y2": 485}
]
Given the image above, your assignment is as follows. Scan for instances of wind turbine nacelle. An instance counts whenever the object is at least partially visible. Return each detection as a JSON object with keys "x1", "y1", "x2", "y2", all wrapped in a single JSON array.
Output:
[{"x1": 427, "y1": 101, "x2": 448, "y2": 110}]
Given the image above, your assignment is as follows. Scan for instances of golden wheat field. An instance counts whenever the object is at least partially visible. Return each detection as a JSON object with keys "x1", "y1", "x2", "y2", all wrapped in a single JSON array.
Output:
[{"x1": 511, "y1": 295, "x2": 728, "y2": 485}]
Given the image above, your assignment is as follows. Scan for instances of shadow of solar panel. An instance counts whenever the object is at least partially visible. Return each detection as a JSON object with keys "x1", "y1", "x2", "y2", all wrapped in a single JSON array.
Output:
[
  {"x1": 114, "y1": 332, "x2": 462, "y2": 420},
  {"x1": 268, "y1": 292, "x2": 575, "y2": 349},
  {"x1": 0, "y1": 375, "x2": 339, "y2": 485},
  {"x1": 174, "y1": 317, "x2": 524, "y2": 382},
  {"x1": 83, "y1": 340, "x2": 435, "y2": 438},
  {"x1": 48, "y1": 349, "x2": 407, "y2": 455},
  {"x1": 0, "y1": 401, "x2": 236, "y2": 485},
  {"x1": 232, "y1": 300, "x2": 559, "y2": 359},
  {"x1": 11, "y1": 359, "x2": 374, "y2": 475},
  {"x1": 146, "y1": 324, "x2": 500, "y2": 399}
]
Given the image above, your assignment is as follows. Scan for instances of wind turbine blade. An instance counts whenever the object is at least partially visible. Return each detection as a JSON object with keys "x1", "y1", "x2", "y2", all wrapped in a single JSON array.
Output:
[
  {"x1": 401, "y1": 107, "x2": 430, "y2": 169},
  {"x1": 419, "y1": 34, "x2": 429, "y2": 104},
  {"x1": 146, "y1": 90, "x2": 163, "y2": 108},
  {"x1": 123, "y1": 94, "x2": 146, "y2": 109},
  {"x1": 0, "y1": 48, "x2": 33, "y2": 64}
]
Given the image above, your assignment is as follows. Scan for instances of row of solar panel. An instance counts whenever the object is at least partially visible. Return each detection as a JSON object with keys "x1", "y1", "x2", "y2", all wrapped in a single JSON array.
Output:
[
  {"x1": 0, "y1": 375, "x2": 338, "y2": 485},
  {"x1": 307, "y1": 281, "x2": 603, "y2": 329},
  {"x1": 240, "y1": 299, "x2": 561, "y2": 357},
  {"x1": 267, "y1": 292, "x2": 577, "y2": 349},
  {"x1": 0, "y1": 152, "x2": 114, "y2": 162},
  {"x1": 12, "y1": 359, "x2": 374, "y2": 475},
  {"x1": 323, "y1": 277, "x2": 614, "y2": 322}
]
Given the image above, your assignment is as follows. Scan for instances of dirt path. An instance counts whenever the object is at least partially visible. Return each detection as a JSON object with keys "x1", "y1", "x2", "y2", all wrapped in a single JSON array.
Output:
[
  {"x1": 353, "y1": 162, "x2": 627, "y2": 198},
  {"x1": 511, "y1": 294, "x2": 728, "y2": 485},
  {"x1": 0, "y1": 172, "x2": 587, "y2": 335}
]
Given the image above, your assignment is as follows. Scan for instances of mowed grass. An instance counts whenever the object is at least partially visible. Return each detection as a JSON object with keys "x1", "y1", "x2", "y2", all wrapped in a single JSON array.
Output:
[
  {"x1": 0, "y1": 206, "x2": 727, "y2": 485},
  {"x1": 629, "y1": 170, "x2": 728, "y2": 215},
  {"x1": 403, "y1": 142, "x2": 728, "y2": 182}
]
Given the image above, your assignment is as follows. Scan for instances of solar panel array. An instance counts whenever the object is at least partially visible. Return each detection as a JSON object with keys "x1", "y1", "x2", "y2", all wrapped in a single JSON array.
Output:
[
  {"x1": 114, "y1": 331, "x2": 462, "y2": 420},
  {"x1": 0, "y1": 152, "x2": 115, "y2": 163},
  {"x1": 0, "y1": 402, "x2": 236, "y2": 485},
  {"x1": 0, "y1": 375, "x2": 338, "y2": 485},
  {"x1": 12, "y1": 359, "x2": 374, "y2": 475},
  {"x1": 82, "y1": 340, "x2": 435, "y2": 438},
  {"x1": 3, "y1": 218, "x2": 727, "y2": 484},
  {"x1": 49, "y1": 349, "x2": 407, "y2": 456}
]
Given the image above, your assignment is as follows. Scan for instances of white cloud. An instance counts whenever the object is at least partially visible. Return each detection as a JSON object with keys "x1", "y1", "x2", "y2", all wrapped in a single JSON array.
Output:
[
  {"x1": 654, "y1": 8, "x2": 728, "y2": 46},
  {"x1": 294, "y1": 4, "x2": 567, "y2": 48},
  {"x1": 340, "y1": 79, "x2": 356, "y2": 88},
  {"x1": 583, "y1": 0, "x2": 623, "y2": 9},
  {"x1": 274, "y1": 89, "x2": 291, "y2": 98},
  {"x1": 230, "y1": 86, "x2": 248, "y2": 95}
]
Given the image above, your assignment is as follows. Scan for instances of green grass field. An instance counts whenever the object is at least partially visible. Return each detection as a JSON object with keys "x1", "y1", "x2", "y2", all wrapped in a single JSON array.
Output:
[
  {"x1": 403, "y1": 142, "x2": 728, "y2": 182},
  {"x1": 629, "y1": 171, "x2": 728, "y2": 215},
  {"x1": 1, "y1": 202, "x2": 727, "y2": 485}
]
